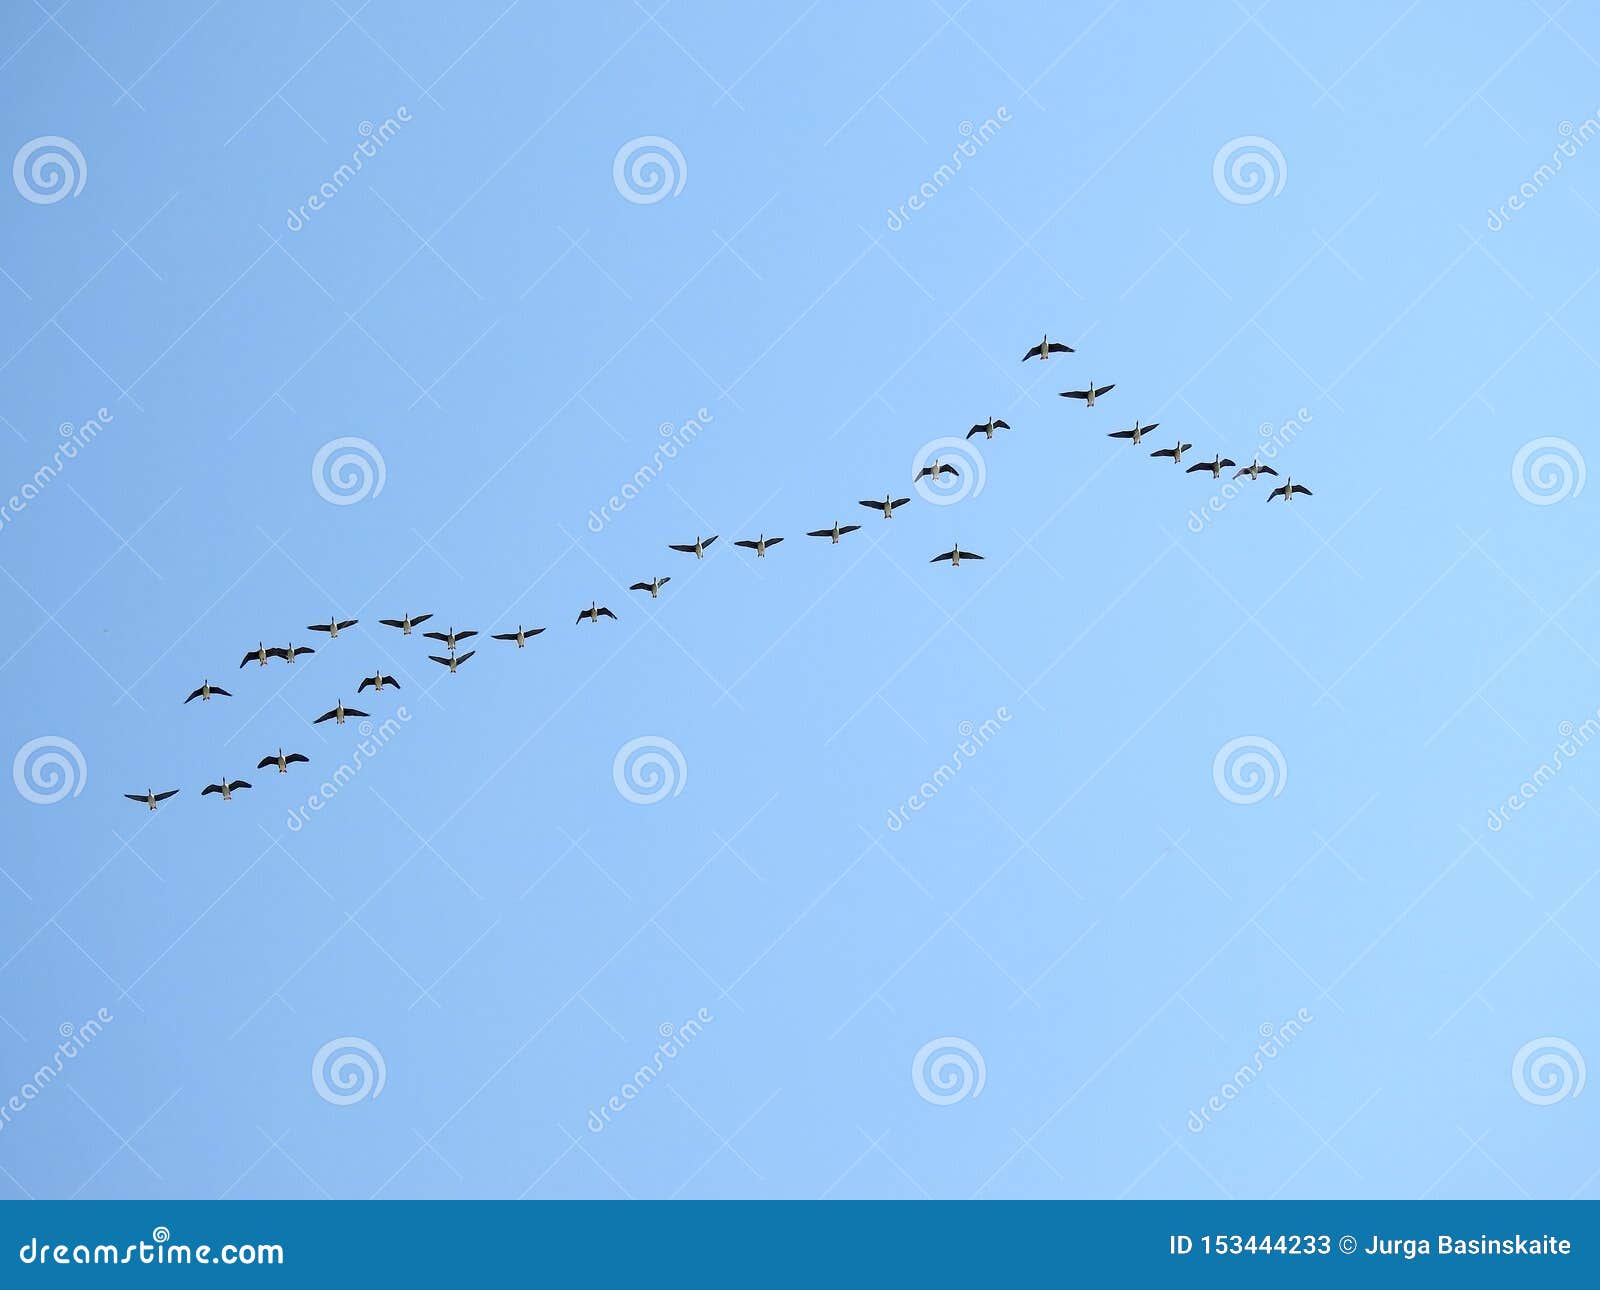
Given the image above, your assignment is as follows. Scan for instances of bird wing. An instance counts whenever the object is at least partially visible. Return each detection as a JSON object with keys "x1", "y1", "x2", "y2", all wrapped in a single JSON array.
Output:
[
  {"x1": 806, "y1": 528, "x2": 831, "y2": 537},
  {"x1": 930, "y1": 551, "x2": 954, "y2": 563},
  {"x1": 454, "y1": 651, "x2": 475, "y2": 665},
  {"x1": 993, "y1": 419, "x2": 1010, "y2": 429},
  {"x1": 422, "y1": 631, "x2": 447, "y2": 641},
  {"x1": 668, "y1": 543, "x2": 696, "y2": 553},
  {"x1": 211, "y1": 686, "x2": 231, "y2": 698},
  {"x1": 238, "y1": 652, "x2": 254, "y2": 668},
  {"x1": 410, "y1": 613, "x2": 433, "y2": 625},
  {"x1": 967, "y1": 425, "x2": 986, "y2": 438},
  {"x1": 428, "y1": 654, "x2": 452, "y2": 666},
  {"x1": 337, "y1": 619, "x2": 357, "y2": 629},
  {"x1": 1232, "y1": 466, "x2": 1250, "y2": 478},
  {"x1": 857, "y1": 499, "x2": 882, "y2": 509},
  {"x1": 492, "y1": 632, "x2": 517, "y2": 640},
  {"x1": 629, "y1": 582, "x2": 652, "y2": 592},
  {"x1": 734, "y1": 540, "x2": 758, "y2": 549},
  {"x1": 155, "y1": 789, "x2": 180, "y2": 801},
  {"x1": 1150, "y1": 448, "x2": 1176, "y2": 459},
  {"x1": 1047, "y1": 342, "x2": 1073, "y2": 354},
  {"x1": 379, "y1": 619, "x2": 403, "y2": 628},
  {"x1": 293, "y1": 646, "x2": 315, "y2": 657},
  {"x1": 839, "y1": 524, "x2": 861, "y2": 535},
  {"x1": 598, "y1": 607, "x2": 616, "y2": 619},
  {"x1": 657, "y1": 578, "x2": 670, "y2": 588},
  {"x1": 1292, "y1": 485, "x2": 1313, "y2": 496},
  {"x1": 892, "y1": 497, "x2": 911, "y2": 508},
  {"x1": 938, "y1": 464, "x2": 959, "y2": 476},
  {"x1": 383, "y1": 676, "x2": 399, "y2": 688},
  {"x1": 456, "y1": 630, "x2": 477, "y2": 641},
  {"x1": 1060, "y1": 390, "x2": 1089, "y2": 399},
  {"x1": 344, "y1": 708, "x2": 369, "y2": 718},
  {"x1": 958, "y1": 550, "x2": 986, "y2": 561},
  {"x1": 124, "y1": 793, "x2": 146, "y2": 802},
  {"x1": 1260, "y1": 465, "x2": 1279, "y2": 476},
  {"x1": 1180, "y1": 443, "x2": 1193, "y2": 453},
  {"x1": 913, "y1": 467, "x2": 932, "y2": 480},
  {"x1": 1095, "y1": 383, "x2": 1116, "y2": 396},
  {"x1": 357, "y1": 677, "x2": 375, "y2": 692},
  {"x1": 314, "y1": 709, "x2": 337, "y2": 723},
  {"x1": 201, "y1": 784, "x2": 222, "y2": 796},
  {"x1": 308, "y1": 623, "x2": 333, "y2": 633},
  {"x1": 265, "y1": 647, "x2": 288, "y2": 659},
  {"x1": 575, "y1": 611, "x2": 588, "y2": 623},
  {"x1": 702, "y1": 536, "x2": 718, "y2": 548},
  {"x1": 256, "y1": 756, "x2": 275, "y2": 769},
  {"x1": 184, "y1": 688, "x2": 202, "y2": 703},
  {"x1": 1268, "y1": 486, "x2": 1287, "y2": 502},
  {"x1": 1185, "y1": 463, "x2": 1208, "y2": 473},
  {"x1": 1108, "y1": 430, "x2": 1134, "y2": 439},
  {"x1": 1022, "y1": 343, "x2": 1044, "y2": 361},
  {"x1": 285, "y1": 754, "x2": 309, "y2": 765},
  {"x1": 1220, "y1": 459, "x2": 1236, "y2": 468},
  {"x1": 229, "y1": 781, "x2": 252, "y2": 792},
  {"x1": 765, "y1": 537, "x2": 783, "y2": 546}
]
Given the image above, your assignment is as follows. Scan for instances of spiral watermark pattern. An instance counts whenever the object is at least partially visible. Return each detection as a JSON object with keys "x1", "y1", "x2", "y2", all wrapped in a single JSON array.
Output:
[
  {"x1": 311, "y1": 437, "x2": 386, "y2": 506},
  {"x1": 151, "y1": 1226, "x2": 170, "y2": 1244},
  {"x1": 911, "y1": 1036, "x2": 986, "y2": 1105},
  {"x1": 1511, "y1": 1036, "x2": 1586, "y2": 1106},
  {"x1": 911, "y1": 436, "x2": 986, "y2": 506},
  {"x1": 1511, "y1": 436, "x2": 1585, "y2": 506},
  {"x1": 13, "y1": 736, "x2": 86, "y2": 804},
  {"x1": 13, "y1": 136, "x2": 87, "y2": 204},
  {"x1": 612, "y1": 736, "x2": 687, "y2": 804},
  {"x1": 1211, "y1": 736, "x2": 1286, "y2": 805},
  {"x1": 1212, "y1": 135, "x2": 1286, "y2": 205},
  {"x1": 612, "y1": 136, "x2": 687, "y2": 205},
  {"x1": 311, "y1": 1036, "x2": 386, "y2": 1105}
]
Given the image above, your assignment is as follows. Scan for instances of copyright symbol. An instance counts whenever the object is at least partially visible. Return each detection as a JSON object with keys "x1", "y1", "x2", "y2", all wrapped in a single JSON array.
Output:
[{"x1": 1338, "y1": 1235, "x2": 1357, "y2": 1255}]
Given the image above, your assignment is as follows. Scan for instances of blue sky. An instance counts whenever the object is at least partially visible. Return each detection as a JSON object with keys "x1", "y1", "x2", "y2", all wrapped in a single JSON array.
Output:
[{"x1": 2, "y1": 1, "x2": 1598, "y2": 1200}]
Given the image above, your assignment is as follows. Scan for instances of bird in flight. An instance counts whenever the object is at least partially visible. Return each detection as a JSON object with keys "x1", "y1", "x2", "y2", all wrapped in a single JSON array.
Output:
[
  {"x1": 968, "y1": 417, "x2": 1010, "y2": 440},
  {"x1": 1108, "y1": 420, "x2": 1158, "y2": 444},
  {"x1": 423, "y1": 626, "x2": 477, "y2": 651},
  {"x1": 240, "y1": 642, "x2": 274, "y2": 668},
  {"x1": 378, "y1": 612, "x2": 433, "y2": 636},
  {"x1": 428, "y1": 649, "x2": 475, "y2": 674},
  {"x1": 1059, "y1": 381, "x2": 1115, "y2": 407},
  {"x1": 668, "y1": 535, "x2": 718, "y2": 560},
  {"x1": 1149, "y1": 441, "x2": 1194, "y2": 465},
  {"x1": 807, "y1": 521, "x2": 862, "y2": 544},
  {"x1": 357, "y1": 670, "x2": 400, "y2": 693},
  {"x1": 268, "y1": 642, "x2": 315, "y2": 664},
  {"x1": 124, "y1": 788, "x2": 180, "y2": 811},
  {"x1": 201, "y1": 776, "x2": 251, "y2": 801},
  {"x1": 491, "y1": 625, "x2": 545, "y2": 647},
  {"x1": 915, "y1": 459, "x2": 959, "y2": 483},
  {"x1": 1186, "y1": 454, "x2": 1237, "y2": 479},
  {"x1": 257, "y1": 749, "x2": 310, "y2": 774},
  {"x1": 1267, "y1": 478, "x2": 1313, "y2": 503},
  {"x1": 930, "y1": 545, "x2": 984, "y2": 567},
  {"x1": 184, "y1": 679, "x2": 231, "y2": 704},
  {"x1": 629, "y1": 576, "x2": 672, "y2": 599},
  {"x1": 859, "y1": 494, "x2": 911, "y2": 519},
  {"x1": 1022, "y1": 334, "x2": 1073, "y2": 361},
  {"x1": 577, "y1": 602, "x2": 617, "y2": 624},
  {"x1": 308, "y1": 616, "x2": 358, "y2": 639},
  {"x1": 734, "y1": 534, "x2": 783, "y2": 557},
  {"x1": 1233, "y1": 459, "x2": 1278, "y2": 480},
  {"x1": 314, "y1": 699, "x2": 368, "y2": 726}
]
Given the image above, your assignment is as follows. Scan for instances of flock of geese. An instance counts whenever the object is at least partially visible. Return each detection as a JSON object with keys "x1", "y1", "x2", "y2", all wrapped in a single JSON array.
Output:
[{"x1": 123, "y1": 331, "x2": 1312, "y2": 809}]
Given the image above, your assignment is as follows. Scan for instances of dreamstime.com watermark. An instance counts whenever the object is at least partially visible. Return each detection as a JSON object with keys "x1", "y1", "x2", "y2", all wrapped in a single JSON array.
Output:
[
  {"x1": 0, "y1": 408, "x2": 114, "y2": 534},
  {"x1": 1486, "y1": 710, "x2": 1600, "y2": 832},
  {"x1": 284, "y1": 108, "x2": 412, "y2": 232},
  {"x1": 1186, "y1": 408, "x2": 1312, "y2": 532},
  {"x1": 1487, "y1": 112, "x2": 1600, "y2": 231},
  {"x1": 884, "y1": 109, "x2": 1012, "y2": 231},
  {"x1": 0, "y1": 1009, "x2": 113, "y2": 1135},
  {"x1": 885, "y1": 708, "x2": 1013, "y2": 832},
  {"x1": 586, "y1": 408, "x2": 714, "y2": 533},
  {"x1": 18, "y1": 1228, "x2": 283, "y2": 1267},
  {"x1": 1186, "y1": 1010, "x2": 1313, "y2": 1133},
  {"x1": 586, "y1": 1009, "x2": 714, "y2": 1133},
  {"x1": 284, "y1": 710, "x2": 410, "y2": 831}
]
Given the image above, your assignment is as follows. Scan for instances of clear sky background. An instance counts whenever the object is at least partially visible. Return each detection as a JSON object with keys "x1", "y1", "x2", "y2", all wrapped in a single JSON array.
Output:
[{"x1": 2, "y1": 1, "x2": 1598, "y2": 1200}]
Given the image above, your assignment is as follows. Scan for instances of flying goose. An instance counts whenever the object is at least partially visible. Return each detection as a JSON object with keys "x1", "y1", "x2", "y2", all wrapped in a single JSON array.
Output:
[
  {"x1": 930, "y1": 546, "x2": 984, "y2": 567},
  {"x1": 428, "y1": 649, "x2": 475, "y2": 674},
  {"x1": 859, "y1": 494, "x2": 911, "y2": 519},
  {"x1": 1233, "y1": 459, "x2": 1279, "y2": 480},
  {"x1": 1108, "y1": 420, "x2": 1159, "y2": 444},
  {"x1": 1022, "y1": 334, "x2": 1074, "y2": 361},
  {"x1": 967, "y1": 416, "x2": 1011, "y2": 439},
  {"x1": 378, "y1": 612, "x2": 433, "y2": 636},
  {"x1": 491, "y1": 625, "x2": 546, "y2": 647},
  {"x1": 240, "y1": 642, "x2": 273, "y2": 668},
  {"x1": 313, "y1": 699, "x2": 369, "y2": 726},
  {"x1": 806, "y1": 521, "x2": 862, "y2": 544},
  {"x1": 1149, "y1": 441, "x2": 1194, "y2": 464},
  {"x1": 357, "y1": 670, "x2": 400, "y2": 693},
  {"x1": 267, "y1": 642, "x2": 315, "y2": 663},
  {"x1": 257, "y1": 749, "x2": 310, "y2": 774},
  {"x1": 734, "y1": 534, "x2": 784, "y2": 557},
  {"x1": 422, "y1": 626, "x2": 477, "y2": 651},
  {"x1": 668, "y1": 535, "x2": 718, "y2": 559},
  {"x1": 308, "y1": 616, "x2": 358, "y2": 639},
  {"x1": 1059, "y1": 381, "x2": 1115, "y2": 407},
  {"x1": 629, "y1": 576, "x2": 672, "y2": 599},
  {"x1": 914, "y1": 460, "x2": 959, "y2": 483},
  {"x1": 184, "y1": 680, "x2": 231, "y2": 704},
  {"x1": 124, "y1": 788, "x2": 179, "y2": 811},
  {"x1": 1268, "y1": 478, "x2": 1313, "y2": 503},
  {"x1": 1186, "y1": 454, "x2": 1238, "y2": 479},
  {"x1": 577, "y1": 602, "x2": 617, "y2": 624},
  {"x1": 201, "y1": 777, "x2": 251, "y2": 801}
]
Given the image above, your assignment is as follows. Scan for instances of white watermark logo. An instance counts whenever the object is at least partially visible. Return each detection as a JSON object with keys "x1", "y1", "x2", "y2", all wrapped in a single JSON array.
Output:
[
  {"x1": 1212, "y1": 135, "x2": 1286, "y2": 205},
  {"x1": 1212, "y1": 736, "x2": 1286, "y2": 805},
  {"x1": 312, "y1": 437, "x2": 386, "y2": 505},
  {"x1": 612, "y1": 136, "x2": 687, "y2": 204},
  {"x1": 886, "y1": 709, "x2": 1013, "y2": 832},
  {"x1": 612, "y1": 736, "x2": 687, "y2": 804},
  {"x1": 884, "y1": 109, "x2": 1011, "y2": 231},
  {"x1": 587, "y1": 408, "x2": 713, "y2": 533},
  {"x1": 911, "y1": 1036, "x2": 986, "y2": 1105},
  {"x1": 0, "y1": 407, "x2": 114, "y2": 536},
  {"x1": 1487, "y1": 113, "x2": 1600, "y2": 231},
  {"x1": 1511, "y1": 436, "x2": 1584, "y2": 505},
  {"x1": 1187, "y1": 1012, "x2": 1313, "y2": 1133},
  {"x1": 13, "y1": 736, "x2": 86, "y2": 804},
  {"x1": 0, "y1": 1009, "x2": 113, "y2": 1135},
  {"x1": 1511, "y1": 1036, "x2": 1585, "y2": 1106},
  {"x1": 285, "y1": 109, "x2": 411, "y2": 231},
  {"x1": 586, "y1": 1010, "x2": 714, "y2": 1133},
  {"x1": 311, "y1": 1036, "x2": 386, "y2": 1105},
  {"x1": 911, "y1": 436, "x2": 986, "y2": 506},
  {"x1": 13, "y1": 136, "x2": 86, "y2": 204}
]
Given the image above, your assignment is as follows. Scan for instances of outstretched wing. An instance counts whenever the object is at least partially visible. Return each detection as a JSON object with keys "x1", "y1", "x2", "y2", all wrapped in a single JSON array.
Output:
[
  {"x1": 308, "y1": 623, "x2": 333, "y2": 633},
  {"x1": 229, "y1": 780, "x2": 252, "y2": 792},
  {"x1": 1095, "y1": 383, "x2": 1116, "y2": 397},
  {"x1": 1046, "y1": 342, "x2": 1073, "y2": 355},
  {"x1": 734, "y1": 540, "x2": 758, "y2": 549},
  {"x1": 455, "y1": 630, "x2": 477, "y2": 641},
  {"x1": 701, "y1": 536, "x2": 718, "y2": 549},
  {"x1": 1219, "y1": 459, "x2": 1236, "y2": 468},
  {"x1": 1059, "y1": 390, "x2": 1090, "y2": 400},
  {"x1": 1185, "y1": 463, "x2": 1209, "y2": 473},
  {"x1": 806, "y1": 528, "x2": 832, "y2": 538},
  {"x1": 930, "y1": 551, "x2": 955, "y2": 563},
  {"x1": 357, "y1": 677, "x2": 375, "y2": 692},
  {"x1": 337, "y1": 619, "x2": 358, "y2": 630},
  {"x1": 344, "y1": 708, "x2": 369, "y2": 719},
  {"x1": 123, "y1": 793, "x2": 146, "y2": 802},
  {"x1": 764, "y1": 537, "x2": 783, "y2": 546},
  {"x1": 154, "y1": 789, "x2": 180, "y2": 801},
  {"x1": 1292, "y1": 484, "x2": 1313, "y2": 497},
  {"x1": 858, "y1": 499, "x2": 883, "y2": 510},
  {"x1": 379, "y1": 619, "x2": 404, "y2": 628},
  {"x1": 428, "y1": 654, "x2": 453, "y2": 666},
  {"x1": 668, "y1": 543, "x2": 696, "y2": 553},
  {"x1": 839, "y1": 524, "x2": 861, "y2": 535},
  {"x1": 292, "y1": 646, "x2": 315, "y2": 658},
  {"x1": 265, "y1": 647, "x2": 289, "y2": 660},
  {"x1": 891, "y1": 497, "x2": 911, "y2": 509},
  {"x1": 382, "y1": 676, "x2": 400, "y2": 689},
  {"x1": 211, "y1": 686, "x2": 232, "y2": 698},
  {"x1": 492, "y1": 632, "x2": 518, "y2": 640},
  {"x1": 257, "y1": 756, "x2": 275, "y2": 769},
  {"x1": 967, "y1": 425, "x2": 987, "y2": 438},
  {"x1": 629, "y1": 582, "x2": 652, "y2": 592},
  {"x1": 184, "y1": 688, "x2": 202, "y2": 703},
  {"x1": 937, "y1": 464, "x2": 959, "y2": 477},
  {"x1": 239, "y1": 652, "x2": 254, "y2": 668},
  {"x1": 422, "y1": 631, "x2": 448, "y2": 642},
  {"x1": 992, "y1": 419, "x2": 1010, "y2": 430},
  {"x1": 597, "y1": 607, "x2": 616, "y2": 620},
  {"x1": 957, "y1": 550, "x2": 986, "y2": 561},
  {"x1": 201, "y1": 784, "x2": 222, "y2": 796},
  {"x1": 314, "y1": 709, "x2": 337, "y2": 723},
  {"x1": 1108, "y1": 429, "x2": 1135, "y2": 439},
  {"x1": 1268, "y1": 485, "x2": 1288, "y2": 502},
  {"x1": 1021, "y1": 343, "x2": 1045, "y2": 362},
  {"x1": 454, "y1": 651, "x2": 475, "y2": 666},
  {"x1": 285, "y1": 754, "x2": 309, "y2": 765},
  {"x1": 1150, "y1": 448, "x2": 1177, "y2": 459}
]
